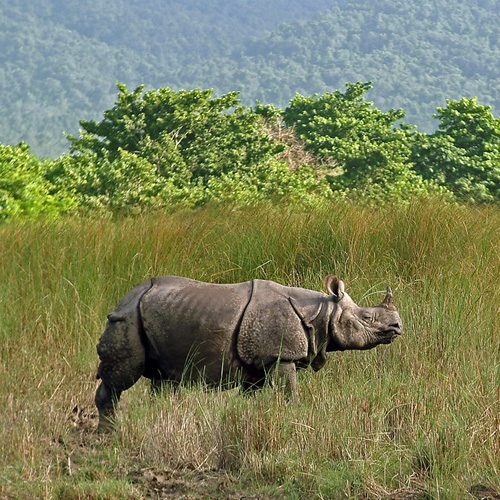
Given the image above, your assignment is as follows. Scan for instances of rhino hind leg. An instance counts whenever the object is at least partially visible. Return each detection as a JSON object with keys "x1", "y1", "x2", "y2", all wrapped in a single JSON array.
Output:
[
  {"x1": 146, "y1": 366, "x2": 180, "y2": 395},
  {"x1": 95, "y1": 381, "x2": 121, "y2": 433},
  {"x1": 95, "y1": 310, "x2": 147, "y2": 432}
]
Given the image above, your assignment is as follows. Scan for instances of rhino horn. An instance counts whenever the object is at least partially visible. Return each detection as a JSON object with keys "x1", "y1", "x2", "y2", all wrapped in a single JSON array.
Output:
[
  {"x1": 323, "y1": 275, "x2": 345, "y2": 300},
  {"x1": 381, "y1": 287, "x2": 396, "y2": 310}
]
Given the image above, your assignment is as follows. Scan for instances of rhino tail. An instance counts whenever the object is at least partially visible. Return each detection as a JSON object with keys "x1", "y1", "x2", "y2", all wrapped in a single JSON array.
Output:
[{"x1": 106, "y1": 310, "x2": 125, "y2": 322}]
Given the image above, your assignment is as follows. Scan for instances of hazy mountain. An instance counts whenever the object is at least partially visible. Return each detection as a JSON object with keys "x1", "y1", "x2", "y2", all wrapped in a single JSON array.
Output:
[{"x1": 1, "y1": 0, "x2": 500, "y2": 157}]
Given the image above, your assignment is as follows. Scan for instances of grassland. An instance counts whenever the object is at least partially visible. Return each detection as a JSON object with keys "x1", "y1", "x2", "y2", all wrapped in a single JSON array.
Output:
[{"x1": 0, "y1": 200, "x2": 499, "y2": 499}]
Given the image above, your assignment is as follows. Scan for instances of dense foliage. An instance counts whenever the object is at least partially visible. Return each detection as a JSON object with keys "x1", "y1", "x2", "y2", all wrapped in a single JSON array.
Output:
[
  {"x1": 3, "y1": 81, "x2": 500, "y2": 219},
  {"x1": 411, "y1": 97, "x2": 500, "y2": 202},
  {"x1": 280, "y1": 83, "x2": 435, "y2": 202},
  {"x1": 2, "y1": 0, "x2": 500, "y2": 157},
  {"x1": 48, "y1": 85, "x2": 329, "y2": 211},
  {"x1": 0, "y1": 143, "x2": 75, "y2": 219},
  {"x1": 0, "y1": 0, "x2": 332, "y2": 157}
]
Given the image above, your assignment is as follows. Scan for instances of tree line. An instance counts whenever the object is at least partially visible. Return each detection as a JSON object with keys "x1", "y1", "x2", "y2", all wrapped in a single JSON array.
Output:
[{"x1": 2, "y1": 81, "x2": 500, "y2": 219}]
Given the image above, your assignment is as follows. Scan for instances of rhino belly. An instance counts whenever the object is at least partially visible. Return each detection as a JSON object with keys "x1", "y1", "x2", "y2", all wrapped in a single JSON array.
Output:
[{"x1": 139, "y1": 277, "x2": 252, "y2": 384}]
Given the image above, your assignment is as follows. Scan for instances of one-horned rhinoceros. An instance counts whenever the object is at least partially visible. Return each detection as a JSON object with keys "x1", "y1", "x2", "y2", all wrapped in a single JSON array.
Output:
[{"x1": 95, "y1": 275, "x2": 402, "y2": 432}]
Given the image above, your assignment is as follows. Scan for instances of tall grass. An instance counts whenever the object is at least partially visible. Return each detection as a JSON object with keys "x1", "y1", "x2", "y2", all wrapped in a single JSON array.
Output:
[{"x1": 0, "y1": 199, "x2": 499, "y2": 499}]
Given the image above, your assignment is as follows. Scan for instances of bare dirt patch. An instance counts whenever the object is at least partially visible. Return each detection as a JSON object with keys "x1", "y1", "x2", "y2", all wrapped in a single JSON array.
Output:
[
  {"x1": 127, "y1": 467, "x2": 278, "y2": 500},
  {"x1": 65, "y1": 403, "x2": 280, "y2": 499}
]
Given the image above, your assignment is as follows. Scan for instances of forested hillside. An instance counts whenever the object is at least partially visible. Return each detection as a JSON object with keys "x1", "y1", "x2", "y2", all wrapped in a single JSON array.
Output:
[
  {"x1": 228, "y1": 0, "x2": 500, "y2": 130},
  {"x1": 1, "y1": 0, "x2": 500, "y2": 157}
]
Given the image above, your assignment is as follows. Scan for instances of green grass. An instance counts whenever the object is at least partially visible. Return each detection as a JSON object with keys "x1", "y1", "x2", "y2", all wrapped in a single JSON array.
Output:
[{"x1": 1, "y1": 199, "x2": 499, "y2": 499}]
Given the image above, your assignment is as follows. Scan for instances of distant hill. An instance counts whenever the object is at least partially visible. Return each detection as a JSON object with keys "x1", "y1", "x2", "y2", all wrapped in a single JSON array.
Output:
[{"x1": 1, "y1": 0, "x2": 500, "y2": 157}]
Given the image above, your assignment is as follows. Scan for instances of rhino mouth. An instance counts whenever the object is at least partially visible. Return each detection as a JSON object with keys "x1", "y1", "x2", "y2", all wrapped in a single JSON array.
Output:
[{"x1": 380, "y1": 328, "x2": 402, "y2": 343}]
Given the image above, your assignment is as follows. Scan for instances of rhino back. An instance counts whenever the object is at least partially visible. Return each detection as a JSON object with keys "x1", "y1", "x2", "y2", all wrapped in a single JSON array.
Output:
[{"x1": 139, "y1": 276, "x2": 253, "y2": 383}]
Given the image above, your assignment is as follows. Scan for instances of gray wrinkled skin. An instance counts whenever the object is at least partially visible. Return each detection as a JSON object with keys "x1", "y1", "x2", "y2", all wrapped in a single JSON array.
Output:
[{"x1": 95, "y1": 275, "x2": 402, "y2": 432}]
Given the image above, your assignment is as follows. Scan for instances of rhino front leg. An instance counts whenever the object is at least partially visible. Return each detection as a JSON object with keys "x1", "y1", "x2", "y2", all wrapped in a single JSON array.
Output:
[{"x1": 272, "y1": 361, "x2": 298, "y2": 400}]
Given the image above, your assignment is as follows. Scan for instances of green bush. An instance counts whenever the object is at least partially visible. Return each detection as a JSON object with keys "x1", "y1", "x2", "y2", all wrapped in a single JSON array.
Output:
[
  {"x1": 411, "y1": 97, "x2": 500, "y2": 202},
  {"x1": 4, "y1": 84, "x2": 500, "y2": 221},
  {"x1": 0, "y1": 143, "x2": 75, "y2": 219}
]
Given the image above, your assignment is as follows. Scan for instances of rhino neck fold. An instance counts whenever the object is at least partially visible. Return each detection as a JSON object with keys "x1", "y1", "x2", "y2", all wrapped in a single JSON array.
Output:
[
  {"x1": 288, "y1": 296, "x2": 332, "y2": 371},
  {"x1": 310, "y1": 300, "x2": 335, "y2": 369},
  {"x1": 326, "y1": 302, "x2": 347, "y2": 352}
]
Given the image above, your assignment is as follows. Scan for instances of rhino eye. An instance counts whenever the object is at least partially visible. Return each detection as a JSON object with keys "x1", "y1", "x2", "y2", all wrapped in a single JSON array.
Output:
[{"x1": 361, "y1": 312, "x2": 373, "y2": 322}]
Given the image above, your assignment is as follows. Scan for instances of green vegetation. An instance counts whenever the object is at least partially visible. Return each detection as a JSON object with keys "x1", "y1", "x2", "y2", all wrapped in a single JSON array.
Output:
[
  {"x1": 2, "y1": 0, "x2": 500, "y2": 157},
  {"x1": 411, "y1": 97, "x2": 500, "y2": 203},
  {"x1": 0, "y1": 0, "x2": 333, "y2": 157},
  {"x1": 3, "y1": 81, "x2": 500, "y2": 220},
  {"x1": 1, "y1": 201, "x2": 499, "y2": 498},
  {"x1": 2, "y1": 4, "x2": 498, "y2": 495},
  {"x1": 0, "y1": 142, "x2": 75, "y2": 219}
]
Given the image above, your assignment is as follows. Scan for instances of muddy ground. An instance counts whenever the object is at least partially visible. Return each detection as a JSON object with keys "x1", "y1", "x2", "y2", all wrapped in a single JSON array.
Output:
[{"x1": 63, "y1": 405, "x2": 497, "y2": 500}]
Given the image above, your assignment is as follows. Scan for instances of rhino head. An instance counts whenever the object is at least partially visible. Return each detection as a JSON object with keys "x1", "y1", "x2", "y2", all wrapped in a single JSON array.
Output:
[{"x1": 324, "y1": 275, "x2": 402, "y2": 351}]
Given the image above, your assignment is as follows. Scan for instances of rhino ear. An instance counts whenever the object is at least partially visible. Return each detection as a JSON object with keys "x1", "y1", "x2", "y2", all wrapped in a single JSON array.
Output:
[
  {"x1": 323, "y1": 275, "x2": 345, "y2": 300},
  {"x1": 380, "y1": 287, "x2": 396, "y2": 310}
]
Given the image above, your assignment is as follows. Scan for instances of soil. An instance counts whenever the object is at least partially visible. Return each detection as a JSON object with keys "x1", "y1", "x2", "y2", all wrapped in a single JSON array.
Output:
[
  {"x1": 65, "y1": 405, "x2": 498, "y2": 500},
  {"x1": 128, "y1": 468, "x2": 276, "y2": 500},
  {"x1": 67, "y1": 404, "x2": 279, "y2": 499}
]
